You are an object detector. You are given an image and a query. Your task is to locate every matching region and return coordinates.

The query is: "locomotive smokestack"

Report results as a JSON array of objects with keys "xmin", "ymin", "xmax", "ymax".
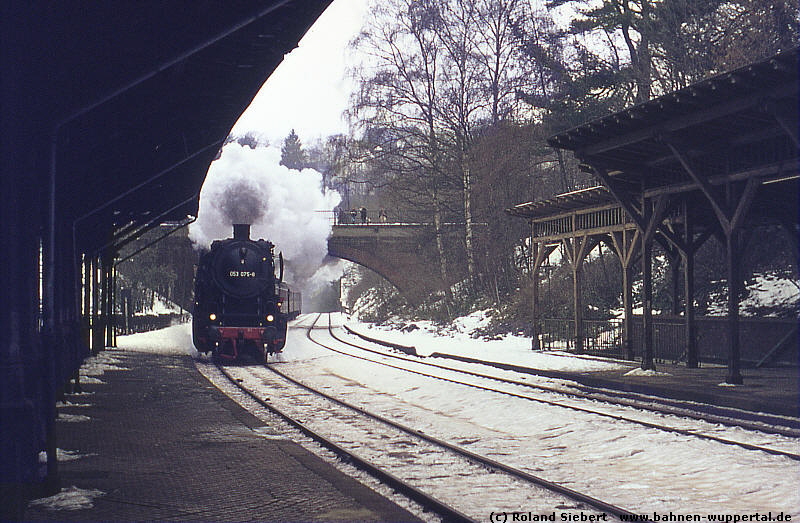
[{"xmin": 233, "ymin": 223, "xmax": 251, "ymax": 240}]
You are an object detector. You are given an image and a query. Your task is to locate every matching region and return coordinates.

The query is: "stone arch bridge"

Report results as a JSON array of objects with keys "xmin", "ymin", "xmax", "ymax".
[{"xmin": 327, "ymin": 215, "xmax": 470, "ymax": 302}]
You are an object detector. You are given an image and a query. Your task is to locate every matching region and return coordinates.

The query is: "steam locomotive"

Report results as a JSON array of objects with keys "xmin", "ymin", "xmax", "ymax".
[{"xmin": 192, "ymin": 224, "xmax": 301, "ymax": 362}]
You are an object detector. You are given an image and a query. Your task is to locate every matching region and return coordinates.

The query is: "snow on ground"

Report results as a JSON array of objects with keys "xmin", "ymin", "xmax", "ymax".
[
  {"xmin": 708, "ymin": 272, "xmax": 799, "ymax": 316},
  {"xmin": 114, "ymin": 317, "xmax": 325, "ymax": 358},
  {"xmin": 27, "ymin": 486, "xmax": 105, "ymax": 511},
  {"xmin": 55, "ymin": 448, "xmax": 97, "ymax": 462},
  {"xmin": 279, "ymin": 317, "xmax": 800, "ymax": 516},
  {"xmin": 103, "ymin": 315, "xmax": 799, "ymax": 516},
  {"xmin": 116, "ymin": 323, "xmax": 196, "ymax": 356},
  {"xmin": 138, "ymin": 293, "xmax": 185, "ymax": 316},
  {"xmin": 624, "ymin": 368, "xmax": 671, "ymax": 376},
  {"xmin": 111, "ymin": 309, "xmax": 631, "ymax": 376},
  {"xmin": 56, "ymin": 414, "xmax": 91, "ymax": 423},
  {"xmin": 113, "ymin": 313, "xmax": 629, "ymax": 373},
  {"xmin": 338, "ymin": 312, "xmax": 630, "ymax": 373},
  {"xmin": 739, "ymin": 273, "xmax": 800, "ymax": 314}
]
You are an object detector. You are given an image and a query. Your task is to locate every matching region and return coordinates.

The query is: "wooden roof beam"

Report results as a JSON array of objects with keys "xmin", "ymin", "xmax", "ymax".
[
  {"xmin": 770, "ymin": 107, "xmax": 800, "ymax": 148},
  {"xmin": 571, "ymin": 83, "xmax": 796, "ymax": 157},
  {"xmin": 666, "ymin": 141, "xmax": 762, "ymax": 236},
  {"xmin": 666, "ymin": 140, "xmax": 730, "ymax": 230}
]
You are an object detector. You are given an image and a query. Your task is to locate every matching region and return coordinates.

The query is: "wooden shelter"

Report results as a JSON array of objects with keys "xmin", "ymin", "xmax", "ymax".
[{"xmin": 509, "ymin": 48, "xmax": 798, "ymax": 384}]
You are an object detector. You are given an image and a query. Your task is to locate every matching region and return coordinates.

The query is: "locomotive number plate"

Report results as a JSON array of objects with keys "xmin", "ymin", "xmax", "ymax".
[{"xmin": 229, "ymin": 270, "xmax": 257, "ymax": 278}]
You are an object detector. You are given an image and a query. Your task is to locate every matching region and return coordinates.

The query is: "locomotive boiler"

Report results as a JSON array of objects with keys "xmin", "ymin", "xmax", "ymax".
[{"xmin": 192, "ymin": 224, "xmax": 301, "ymax": 361}]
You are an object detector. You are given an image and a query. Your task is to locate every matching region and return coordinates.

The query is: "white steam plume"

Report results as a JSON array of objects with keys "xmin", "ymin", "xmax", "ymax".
[{"xmin": 189, "ymin": 143, "xmax": 343, "ymax": 296}]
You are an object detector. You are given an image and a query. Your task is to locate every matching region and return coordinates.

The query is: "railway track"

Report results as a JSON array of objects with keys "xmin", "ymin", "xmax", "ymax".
[
  {"xmin": 339, "ymin": 321, "xmax": 800, "ymax": 435},
  {"xmin": 212, "ymin": 335, "xmax": 638, "ymax": 521},
  {"xmin": 314, "ymin": 314, "xmax": 800, "ymax": 461}
]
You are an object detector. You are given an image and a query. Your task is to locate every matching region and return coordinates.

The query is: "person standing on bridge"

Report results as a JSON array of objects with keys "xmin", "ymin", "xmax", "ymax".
[
  {"xmin": 360, "ymin": 206, "xmax": 368, "ymax": 223},
  {"xmin": 379, "ymin": 209, "xmax": 387, "ymax": 223}
]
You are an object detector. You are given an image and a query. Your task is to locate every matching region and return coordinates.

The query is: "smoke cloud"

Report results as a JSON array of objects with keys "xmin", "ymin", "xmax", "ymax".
[
  {"xmin": 218, "ymin": 181, "xmax": 264, "ymax": 225},
  {"xmin": 189, "ymin": 143, "xmax": 344, "ymax": 297}
]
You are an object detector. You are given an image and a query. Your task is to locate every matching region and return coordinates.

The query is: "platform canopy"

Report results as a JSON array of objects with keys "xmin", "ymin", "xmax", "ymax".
[
  {"xmin": 2, "ymin": 3, "xmax": 334, "ymax": 513},
  {"xmin": 546, "ymin": 48, "xmax": 798, "ymax": 235},
  {"xmin": 507, "ymin": 186, "xmax": 614, "ymax": 220},
  {"xmin": 7, "ymin": 0, "xmax": 333, "ymax": 254}
]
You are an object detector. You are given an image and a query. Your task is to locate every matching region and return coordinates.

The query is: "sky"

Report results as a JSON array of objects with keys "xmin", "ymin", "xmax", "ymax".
[
  {"xmin": 229, "ymin": 0, "xmax": 577, "ymax": 146},
  {"xmin": 231, "ymin": 0, "xmax": 370, "ymax": 145}
]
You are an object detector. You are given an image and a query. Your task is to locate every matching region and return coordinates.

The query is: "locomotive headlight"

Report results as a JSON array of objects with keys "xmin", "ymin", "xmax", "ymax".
[
  {"xmin": 265, "ymin": 314, "xmax": 275, "ymax": 323},
  {"xmin": 209, "ymin": 313, "xmax": 217, "ymax": 321}
]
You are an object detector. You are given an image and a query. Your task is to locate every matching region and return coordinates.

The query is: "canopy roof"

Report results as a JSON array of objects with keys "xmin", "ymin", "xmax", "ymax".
[
  {"xmin": 547, "ymin": 49, "xmax": 797, "ymax": 190},
  {"xmin": 510, "ymin": 49, "xmax": 799, "ymax": 228},
  {"xmin": 10, "ymin": 1, "xmax": 332, "ymax": 252},
  {"xmin": 507, "ymin": 186, "xmax": 614, "ymax": 219}
]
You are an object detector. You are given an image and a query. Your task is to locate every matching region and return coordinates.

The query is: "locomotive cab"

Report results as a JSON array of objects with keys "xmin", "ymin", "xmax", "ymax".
[{"xmin": 192, "ymin": 224, "xmax": 301, "ymax": 362}]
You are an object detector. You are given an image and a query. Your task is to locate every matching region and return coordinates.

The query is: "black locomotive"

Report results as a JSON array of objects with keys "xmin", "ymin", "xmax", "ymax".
[{"xmin": 192, "ymin": 224, "xmax": 301, "ymax": 362}]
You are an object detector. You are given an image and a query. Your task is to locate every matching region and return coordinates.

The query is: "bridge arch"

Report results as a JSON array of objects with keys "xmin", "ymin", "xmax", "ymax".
[{"xmin": 327, "ymin": 222, "xmax": 466, "ymax": 302}]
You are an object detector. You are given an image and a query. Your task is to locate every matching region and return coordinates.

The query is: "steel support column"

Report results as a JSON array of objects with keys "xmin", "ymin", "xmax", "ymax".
[{"xmin": 91, "ymin": 255, "xmax": 102, "ymax": 354}]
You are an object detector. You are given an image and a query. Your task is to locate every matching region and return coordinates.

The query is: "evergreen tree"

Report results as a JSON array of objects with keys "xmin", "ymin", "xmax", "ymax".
[{"xmin": 280, "ymin": 129, "xmax": 307, "ymax": 170}]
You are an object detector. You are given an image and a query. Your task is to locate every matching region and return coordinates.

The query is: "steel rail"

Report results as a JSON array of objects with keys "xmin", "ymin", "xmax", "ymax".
[
  {"xmin": 341, "ymin": 323, "xmax": 800, "ymax": 436},
  {"xmin": 322, "ymin": 317, "xmax": 800, "ymax": 461},
  {"xmin": 298, "ymin": 315, "xmax": 638, "ymax": 519},
  {"xmin": 214, "ymin": 357, "xmax": 475, "ymax": 523}
]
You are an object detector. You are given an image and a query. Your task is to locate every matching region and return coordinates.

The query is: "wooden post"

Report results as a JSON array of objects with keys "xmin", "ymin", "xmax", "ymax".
[
  {"xmin": 563, "ymin": 236, "xmax": 595, "ymax": 354},
  {"xmin": 641, "ymin": 236, "xmax": 655, "ymax": 370},
  {"xmin": 683, "ymin": 205, "xmax": 698, "ymax": 368},
  {"xmin": 574, "ymin": 262, "xmax": 584, "ymax": 353},
  {"xmin": 610, "ymin": 228, "xmax": 640, "ymax": 361},
  {"xmin": 641, "ymin": 196, "xmax": 655, "ymax": 370},
  {"xmin": 666, "ymin": 142, "xmax": 760, "ymax": 383},
  {"xmin": 531, "ymin": 241, "xmax": 557, "ymax": 350},
  {"xmin": 532, "ymin": 242, "xmax": 541, "ymax": 350},
  {"xmin": 683, "ymin": 249, "xmax": 698, "ymax": 367},
  {"xmin": 622, "ymin": 263, "xmax": 634, "ymax": 360},
  {"xmin": 670, "ymin": 256, "xmax": 681, "ymax": 316},
  {"xmin": 725, "ymin": 229, "xmax": 743, "ymax": 384}
]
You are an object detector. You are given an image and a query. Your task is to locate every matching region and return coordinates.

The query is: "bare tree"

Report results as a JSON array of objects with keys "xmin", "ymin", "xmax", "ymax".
[
  {"xmin": 351, "ymin": 0, "xmax": 551, "ymax": 308},
  {"xmin": 351, "ymin": 0, "xmax": 456, "ymax": 308},
  {"xmin": 436, "ymin": 0, "xmax": 482, "ymax": 286},
  {"xmin": 472, "ymin": 0, "xmax": 533, "ymax": 124}
]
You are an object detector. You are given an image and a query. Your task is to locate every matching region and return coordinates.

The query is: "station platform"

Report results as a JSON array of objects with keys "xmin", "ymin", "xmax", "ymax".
[
  {"xmin": 560, "ymin": 358, "xmax": 800, "ymax": 419},
  {"xmin": 23, "ymin": 349, "xmax": 421, "ymax": 522}
]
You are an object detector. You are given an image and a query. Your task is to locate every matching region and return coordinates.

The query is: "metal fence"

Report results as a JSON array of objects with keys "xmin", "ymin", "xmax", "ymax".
[
  {"xmin": 539, "ymin": 316, "xmax": 798, "ymax": 366},
  {"xmin": 541, "ymin": 318, "xmax": 624, "ymax": 356}
]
